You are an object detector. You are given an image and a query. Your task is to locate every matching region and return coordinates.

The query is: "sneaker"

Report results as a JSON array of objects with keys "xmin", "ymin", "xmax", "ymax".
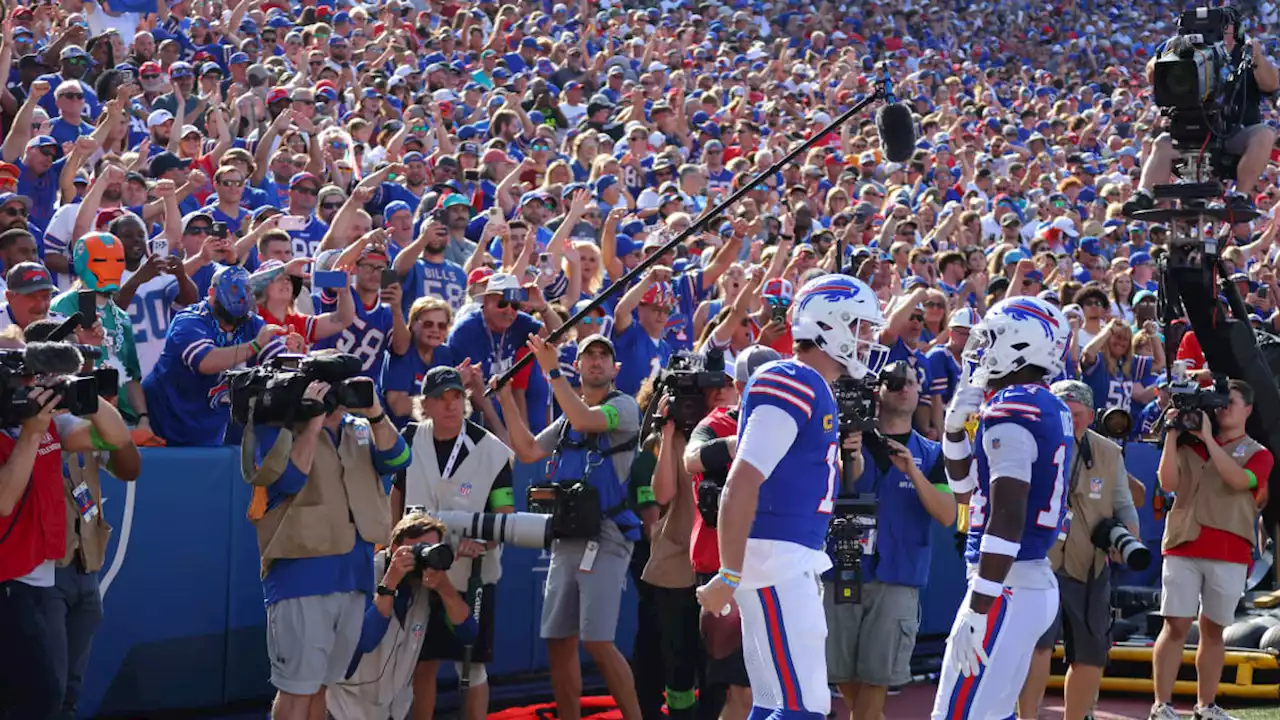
[
  {"xmin": 1123, "ymin": 189, "xmax": 1156, "ymax": 217},
  {"xmin": 1193, "ymin": 704, "xmax": 1238, "ymax": 720},
  {"xmin": 1149, "ymin": 702, "xmax": 1180, "ymax": 720}
]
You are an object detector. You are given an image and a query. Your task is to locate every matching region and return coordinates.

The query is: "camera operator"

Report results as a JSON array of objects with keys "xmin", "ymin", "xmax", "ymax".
[
  {"xmin": 824, "ymin": 361, "xmax": 956, "ymax": 720},
  {"xmin": 390, "ymin": 365, "xmax": 514, "ymax": 720},
  {"xmin": 1127, "ymin": 12, "xmax": 1279, "ymax": 214},
  {"xmin": 640, "ymin": 358, "xmax": 741, "ymax": 720},
  {"xmin": 0, "ymin": 333, "xmax": 132, "ymax": 719},
  {"xmin": 499, "ymin": 333, "xmax": 644, "ymax": 720},
  {"xmin": 328, "ymin": 513, "xmax": 478, "ymax": 720},
  {"xmin": 246, "ymin": 378, "xmax": 410, "ymax": 720},
  {"xmin": 1018, "ymin": 382, "xmax": 1140, "ymax": 720},
  {"xmin": 682, "ymin": 345, "xmax": 781, "ymax": 720},
  {"xmin": 1150, "ymin": 379, "xmax": 1270, "ymax": 720}
]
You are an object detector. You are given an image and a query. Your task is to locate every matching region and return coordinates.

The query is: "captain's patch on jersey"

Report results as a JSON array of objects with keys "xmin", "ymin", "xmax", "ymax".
[{"xmin": 823, "ymin": 414, "xmax": 834, "ymax": 431}]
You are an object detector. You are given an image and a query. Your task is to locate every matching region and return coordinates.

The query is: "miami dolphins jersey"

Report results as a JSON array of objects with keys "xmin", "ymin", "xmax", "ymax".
[
  {"xmin": 965, "ymin": 384, "xmax": 1074, "ymax": 565},
  {"xmin": 740, "ymin": 359, "xmax": 840, "ymax": 551}
]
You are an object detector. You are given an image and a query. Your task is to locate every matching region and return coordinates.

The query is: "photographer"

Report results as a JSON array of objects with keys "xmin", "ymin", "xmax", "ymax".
[
  {"xmin": 0, "ymin": 334, "xmax": 132, "ymax": 719},
  {"xmin": 391, "ymin": 365, "xmax": 514, "ymax": 720},
  {"xmin": 328, "ymin": 513, "xmax": 478, "ymax": 720},
  {"xmin": 1127, "ymin": 13, "xmax": 1279, "ymax": 214},
  {"xmin": 1150, "ymin": 379, "xmax": 1270, "ymax": 720},
  {"xmin": 246, "ymin": 376, "xmax": 410, "ymax": 720},
  {"xmin": 682, "ymin": 345, "xmax": 781, "ymax": 720},
  {"xmin": 824, "ymin": 361, "xmax": 955, "ymax": 720},
  {"xmin": 1018, "ymin": 382, "xmax": 1140, "ymax": 720},
  {"xmin": 499, "ymin": 333, "xmax": 644, "ymax": 720}
]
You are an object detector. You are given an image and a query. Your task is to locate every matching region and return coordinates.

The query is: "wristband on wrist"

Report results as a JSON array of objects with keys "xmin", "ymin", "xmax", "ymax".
[
  {"xmin": 716, "ymin": 571, "xmax": 741, "ymax": 589},
  {"xmin": 970, "ymin": 576, "xmax": 1004, "ymax": 600},
  {"xmin": 367, "ymin": 412, "xmax": 387, "ymax": 425},
  {"xmin": 979, "ymin": 534, "xmax": 1021, "ymax": 558},
  {"xmin": 548, "ymin": 368, "xmax": 563, "ymax": 380},
  {"xmin": 248, "ymin": 340, "xmax": 261, "ymax": 355},
  {"xmin": 942, "ymin": 434, "xmax": 972, "ymax": 461},
  {"xmin": 947, "ymin": 473, "xmax": 978, "ymax": 494}
]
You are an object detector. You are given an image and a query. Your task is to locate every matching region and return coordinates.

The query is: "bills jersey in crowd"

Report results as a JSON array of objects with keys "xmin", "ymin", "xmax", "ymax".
[
  {"xmin": 312, "ymin": 290, "xmax": 395, "ymax": 385},
  {"xmin": 741, "ymin": 359, "xmax": 840, "ymax": 552},
  {"xmin": 965, "ymin": 384, "xmax": 1074, "ymax": 565}
]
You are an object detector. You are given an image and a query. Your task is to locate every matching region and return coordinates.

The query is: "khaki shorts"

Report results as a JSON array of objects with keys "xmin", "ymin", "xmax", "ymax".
[
  {"xmin": 822, "ymin": 581, "xmax": 918, "ymax": 687},
  {"xmin": 1160, "ymin": 555, "xmax": 1247, "ymax": 628},
  {"xmin": 266, "ymin": 591, "xmax": 365, "ymax": 696}
]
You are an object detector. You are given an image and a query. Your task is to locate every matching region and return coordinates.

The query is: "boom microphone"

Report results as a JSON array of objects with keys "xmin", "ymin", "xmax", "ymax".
[
  {"xmin": 876, "ymin": 102, "xmax": 918, "ymax": 163},
  {"xmin": 23, "ymin": 342, "xmax": 87, "ymax": 376}
]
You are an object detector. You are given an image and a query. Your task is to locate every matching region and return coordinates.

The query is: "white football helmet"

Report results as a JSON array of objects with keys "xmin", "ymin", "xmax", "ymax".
[
  {"xmin": 792, "ymin": 274, "xmax": 889, "ymax": 380},
  {"xmin": 964, "ymin": 296, "xmax": 1070, "ymax": 388}
]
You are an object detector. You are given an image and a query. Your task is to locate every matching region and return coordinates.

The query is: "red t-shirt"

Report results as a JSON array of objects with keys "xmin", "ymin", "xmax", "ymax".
[
  {"xmin": 689, "ymin": 407, "xmax": 738, "ymax": 574},
  {"xmin": 1165, "ymin": 437, "xmax": 1271, "ymax": 564},
  {"xmin": 259, "ymin": 306, "xmax": 318, "ymax": 347}
]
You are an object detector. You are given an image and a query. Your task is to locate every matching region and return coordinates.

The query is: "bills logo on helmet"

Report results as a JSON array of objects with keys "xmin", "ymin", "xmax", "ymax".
[{"xmin": 999, "ymin": 300, "xmax": 1061, "ymax": 337}]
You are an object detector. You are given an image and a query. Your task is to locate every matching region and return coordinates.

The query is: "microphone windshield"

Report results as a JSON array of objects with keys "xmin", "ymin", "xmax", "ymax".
[
  {"xmin": 23, "ymin": 342, "xmax": 86, "ymax": 376},
  {"xmin": 876, "ymin": 102, "xmax": 918, "ymax": 164}
]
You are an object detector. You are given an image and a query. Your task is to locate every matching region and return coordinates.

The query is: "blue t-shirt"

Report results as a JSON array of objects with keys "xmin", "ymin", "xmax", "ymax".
[
  {"xmin": 613, "ymin": 321, "xmax": 671, "ymax": 396},
  {"xmin": 14, "ymin": 156, "xmax": 66, "ymax": 232},
  {"xmin": 383, "ymin": 344, "xmax": 455, "ymax": 427},
  {"xmin": 141, "ymin": 302, "xmax": 267, "ymax": 446},
  {"xmin": 742, "ymin": 359, "xmax": 840, "ymax": 551},
  {"xmin": 208, "ymin": 205, "xmax": 253, "ymax": 238},
  {"xmin": 965, "ymin": 384, "xmax": 1075, "ymax": 564},
  {"xmin": 401, "ymin": 257, "xmax": 468, "ymax": 316},
  {"xmin": 49, "ymin": 116, "xmax": 93, "ymax": 147}
]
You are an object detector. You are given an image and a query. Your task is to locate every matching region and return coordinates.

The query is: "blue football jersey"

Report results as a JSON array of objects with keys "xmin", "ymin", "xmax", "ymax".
[
  {"xmin": 965, "ymin": 384, "xmax": 1075, "ymax": 564},
  {"xmin": 740, "ymin": 360, "xmax": 840, "ymax": 552},
  {"xmin": 312, "ymin": 293, "xmax": 395, "ymax": 385},
  {"xmin": 1082, "ymin": 354, "xmax": 1154, "ymax": 415}
]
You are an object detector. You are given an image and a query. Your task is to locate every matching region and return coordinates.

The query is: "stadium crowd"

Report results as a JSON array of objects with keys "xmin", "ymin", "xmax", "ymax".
[{"xmin": 1, "ymin": 0, "xmax": 1279, "ymax": 719}]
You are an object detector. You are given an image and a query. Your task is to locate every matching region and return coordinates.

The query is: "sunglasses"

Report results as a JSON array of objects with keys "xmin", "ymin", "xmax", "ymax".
[
  {"xmin": 320, "ymin": 202, "xmax": 342, "ymax": 210},
  {"xmin": 37, "ymin": 147, "xmax": 58, "ymax": 159},
  {"xmin": 219, "ymin": 179, "xmax": 244, "ymax": 188},
  {"xmin": 59, "ymin": 92, "xmax": 85, "ymax": 100},
  {"xmin": 292, "ymin": 186, "xmax": 319, "ymax": 195},
  {"xmin": 908, "ymin": 314, "xmax": 925, "ymax": 322},
  {"xmin": 141, "ymin": 72, "xmax": 160, "ymax": 80},
  {"xmin": 923, "ymin": 300, "xmax": 946, "ymax": 308},
  {"xmin": 497, "ymin": 299, "xmax": 522, "ymax": 310},
  {"xmin": 579, "ymin": 316, "xmax": 607, "ymax": 326},
  {"xmin": 418, "ymin": 320, "xmax": 449, "ymax": 330},
  {"xmin": 185, "ymin": 225, "xmax": 211, "ymax": 235},
  {"xmin": 2, "ymin": 206, "xmax": 29, "ymax": 218}
]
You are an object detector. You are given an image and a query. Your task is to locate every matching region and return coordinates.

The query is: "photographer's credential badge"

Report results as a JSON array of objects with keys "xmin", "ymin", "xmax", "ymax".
[{"xmin": 73, "ymin": 482, "xmax": 97, "ymax": 522}]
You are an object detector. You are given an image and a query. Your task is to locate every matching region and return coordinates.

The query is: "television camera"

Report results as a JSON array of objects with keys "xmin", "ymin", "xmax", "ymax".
[
  {"xmin": 0, "ymin": 342, "xmax": 105, "ymax": 427},
  {"xmin": 1166, "ymin": 359, "xmax": 1232, "ymax": 438},
  {"xmin": 654, "ymin": 349, "xmax": 728, "ymax": 435},
  {"xmin": 829, "ymin": 495, "xmax": 878, "ymax": 605},
  {"xmin": 228, "ymin": 353, "xmax": 376, "ymax": 426}
]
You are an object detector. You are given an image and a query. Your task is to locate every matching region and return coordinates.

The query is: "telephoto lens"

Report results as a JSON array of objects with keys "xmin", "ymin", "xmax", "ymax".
[{"xmin": 1092, "ymin": 518, "xmax": 1151, "ymax": 571}]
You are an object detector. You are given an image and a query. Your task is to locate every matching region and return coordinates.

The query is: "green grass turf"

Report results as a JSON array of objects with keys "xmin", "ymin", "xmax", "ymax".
[{"xmin": 1227, "ymin": 706, "xmax": 1280, "ymax": 719}]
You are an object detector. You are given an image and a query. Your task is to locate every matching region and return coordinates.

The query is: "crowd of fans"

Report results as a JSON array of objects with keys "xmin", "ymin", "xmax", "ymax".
[{"xmin": 3, "ymin": 0, "xmax": 1280, "ymax": 718}]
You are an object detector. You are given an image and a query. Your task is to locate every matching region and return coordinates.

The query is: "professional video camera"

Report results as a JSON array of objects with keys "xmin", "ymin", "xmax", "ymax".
[
  {"xmin": 1153, "ymin": 5, "xmax": 1245, "ymax": 151},
  {"xmin": 227, "ymin": 353, "xmax": 376, "ymax": 426},
  {"xmin": 829, "ymin": 495, "xmax": 878, "ymax": 605},
  {"xmin": 1167, "ymin": 359, "xmax": 1231, "ymax": 437},
  {"xmin": 656, "ymin": 349, "xmax": 727, "ymax": 434},
  {"xmin": 0, "ymin": 341, "xmax": 105, "ymax": 427},
  {"xmin": 527, "ymin": 481, "xmax": 607, "ymax": 540},
  {"xmin": 833, "ymin": 374, "xmax": 878, "ymax": 435},
  {"xmin": 1091, "ymin": 517, "xmax": 1152, "ymax": 571}
]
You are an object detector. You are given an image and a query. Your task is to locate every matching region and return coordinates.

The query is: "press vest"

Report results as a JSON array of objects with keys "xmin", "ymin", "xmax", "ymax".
[
  {"xmin": 642, "ymin": 433, "xmax": 697, "ymax": 589},
  {"xmin": 246, "ymin": 417, "xmax": 391, "ymax": 578},
  {"xmin": 0, "ymin": 422, "xmax": 66, "ymax": 583},
  {"xmin": 855, "ymin": 431, "xmax": 941, "ymax": 588},
  {"xmin": 328, "ymin": 551, "xmax": 431, "ymax": 720},
  {"xmin": 1164, "ymin": 435, "xmax": 1263, "ymax": 551},
  {"xmin": 403, "ymin": 420, "xmax": 512, "ymax": 590},
  {"xmin": 58, "ymin": 451, "xmax": 114, "ymax": 573},
  {"xmin": 1049, "ymin": 430, "xmax": 1120, "ymax": 583}
]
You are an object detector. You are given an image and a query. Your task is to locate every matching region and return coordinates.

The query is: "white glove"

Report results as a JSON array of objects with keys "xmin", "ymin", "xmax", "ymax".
[
  {"xmin": 944, "ymin": 384, "xmax": 985, "ymax": 433},
  {"xmin": 947, "ymin": 606, "xmax": 990, "ymax": 678}
]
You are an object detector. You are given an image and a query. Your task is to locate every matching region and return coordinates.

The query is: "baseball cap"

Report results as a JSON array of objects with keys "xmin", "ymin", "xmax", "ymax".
[
  {"xmin": 1051, "ymin": 216, "xmax": 1079, "ymax": 237},
  {"xmin": 149, "ymin": 151, "xmax": 191, "ymax": 178},
  {"xmin": 383, "ymin": 200, "xmax": 413, "ymax": 221},
  {"xmin": 763, "ymin": 278, "xmax": 793, "ymax": 301},
  {"xmin": 578, "ymin": 333, "xmax": 615, "ymax": 358},
  {"xmin": 949, "ymin": 307, "xmax": 981, "ymax": 328},
  {"xmin": 1078, "ymin": 236, "xmax": 1102, "ymax": 256},
  {"xmin": 734, "ymin": 345, "xmax": 781, "ymax": 384},
  {"xmin": 421, "ymin": 366, "xmax": 465, "ymax": 397},
  {"xmin": 147, "ymin": 109, "xmax": 174, "ymax": 128},
  {"xmin": 1129, "ymin": 251, "xmax": 1153, "ymax": 267},
  {"xmin": 60, "ymin": 46, "xmax": 90, "ymax": 61},
  {"xmin": 0, "ymin": 193, "xmax": 32, "ymax": 211},
  {"xmin": 5, "ymin": 262, "xmax": 55, "ymax": 294},
  {"xmin": 1050, "ymin": 380, "xmax": 1094, "ymax": 409},
  {"xmin": 289, "ymin": 171, "xmax": 321, "ymax": 189}
]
